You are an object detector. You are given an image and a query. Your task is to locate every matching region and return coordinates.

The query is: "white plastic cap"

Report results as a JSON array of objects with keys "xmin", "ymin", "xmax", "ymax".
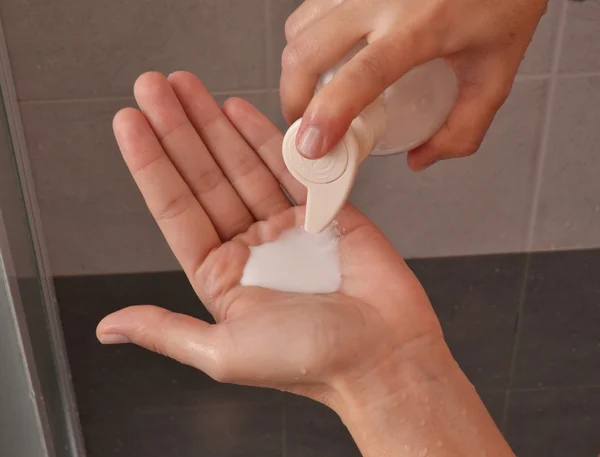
[{"xmin": 283, "ymin": 119, "xmax": 362, "ymax": 234}]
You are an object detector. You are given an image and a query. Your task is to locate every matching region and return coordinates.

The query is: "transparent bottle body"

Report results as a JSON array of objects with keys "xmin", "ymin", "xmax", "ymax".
[{"xmin": 316, "ymin": 41, "xmax": 459, "ymax": 156}]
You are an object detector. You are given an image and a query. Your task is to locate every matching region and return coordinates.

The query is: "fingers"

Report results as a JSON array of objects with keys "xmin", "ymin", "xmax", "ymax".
[
  {"xmin": 96, "ymin": 305, "xmax": 228, "ymax": 381},
  {"xmin": 168, "ymin": 72, "xmax": 291, "ymax": 221},
  {"xmin": 222, "ymin": 97, "xmax": 308, "ymax": 205},
  {"xmin": 297, "ymin": 35, "xmax": 438, "ymax": 158},
  {"xmin": 406, "ymin": 64, "xmax": 512, "ymax": 171},
  {"xmin": 113, "ymin": 107, "xmax": 220, "ymax": 279},
  {"xmin": 133, "ymin": 72, "xmax": 254, "ymax": 240},
  {"xmin": 280, "ymin": 0, "xmax": 371, "ymax": 128},
  {"xmin": 284, "ymin": 0, "xmax": 341, "ymax": 42}
]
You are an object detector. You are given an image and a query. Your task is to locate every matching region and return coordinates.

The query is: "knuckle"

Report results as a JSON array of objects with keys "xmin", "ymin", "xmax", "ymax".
[
  {"xmin": 210, "ymin": 360, "xmax": 232, "ymax": 384},
  {"xmin": 137, "ymin": 309, "xmax": 174, "ymax": 357},
  {"xmin": 284, "ymin": 14, "xmax": 301, "ymax": 42},
  {"xmin": 195, "ymin": 166, "xmax": 224, "ymax": 195},
  {"xmin": 206, "ymin": 335, "xmax": 233, "ymax": 383},
  {"xmin": 281, "ymin": 43, "xmax": 304, "ymax": 72},
  {"xmin": 491, "ymin": 81, "xmax": 512, "ymax": 109},
  {"xmin": 154, "ymin": 192, "xmax": 195, "ymax": 222},
  {"xmin": 354, "ymin": 52, "xmax": 388, "ymax": 89},
  {"xmin": 455, "ymin": 138, "xmax": 482, "ymax": 158},
  {"xmin": 229, "ymin": 153, "xmax": 260, "ymax": 181}
]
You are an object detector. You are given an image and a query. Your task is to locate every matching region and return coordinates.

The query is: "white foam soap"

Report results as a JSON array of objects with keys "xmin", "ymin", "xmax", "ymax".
[{"xmin": 240, "ymin": 226, "xmax": 342, "ymax": 294}]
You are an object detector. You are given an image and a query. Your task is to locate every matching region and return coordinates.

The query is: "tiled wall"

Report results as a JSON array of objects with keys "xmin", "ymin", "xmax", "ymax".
[{"xmin": 0, "ymin": 0, "xmax": 599, "ymax": 275}]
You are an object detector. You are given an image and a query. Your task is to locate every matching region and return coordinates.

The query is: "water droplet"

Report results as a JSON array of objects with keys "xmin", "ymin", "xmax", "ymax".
[
  {"xmin": 436, "ymin": 440, "xmax": 444, "ymax": 448},
  {"xmin": 460, "ymin": 407, "xmax": 467, "ymax": 416},
  {"xmin": 404, "ymin": 444, "xmax": 413, "ymax": 453},
  {"xmin": 418, "ymin": 418, "xmax": 426, "ymax": 427},
  {"xmin": 418, "ymin": 448, "xmax": 429, "ymax": 457}
]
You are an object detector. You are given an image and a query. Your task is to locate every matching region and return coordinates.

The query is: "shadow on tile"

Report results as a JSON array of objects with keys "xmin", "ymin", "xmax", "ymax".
[
  {"xmin": 55, "ymin": 273, "xmax": 280, "ymax": 415},
  {"xmin": 81, "ymin": 401, "xmax": 283, "ymax": 457},
  {"xmin": 408, "ymin": 254, "xmax": 526, "ymax": 391},
  {"xmin": 512, "ymin": 250, "xmax": 600, "ymax": 389},
  {"xmin": 478, "ymin": 390, "xmax": 507, "ymax": 432},
  {"xmin": 506, "ymin": 386, "xmax": 600, "ymax": 457},
  {"xmin": 284, "ymin": 394, "xmax": 360, "ymax": 457}
]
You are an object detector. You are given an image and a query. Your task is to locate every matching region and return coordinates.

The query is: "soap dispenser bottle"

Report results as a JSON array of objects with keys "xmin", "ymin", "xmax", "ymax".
[{"xmin": 282, "ymin": 40, "xmax": 458, "ymax": 234}]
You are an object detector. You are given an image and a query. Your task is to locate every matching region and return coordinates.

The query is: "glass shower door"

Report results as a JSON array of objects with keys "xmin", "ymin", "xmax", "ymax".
[{"xmin": 0, "ymin": 40, "xmax": 84, "ymax": 457}]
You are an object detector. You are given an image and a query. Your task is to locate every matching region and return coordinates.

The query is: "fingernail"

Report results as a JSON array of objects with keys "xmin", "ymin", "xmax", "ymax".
[
  {"xmin": 297, "ymin": 126, "xmax": 324, "ymax": 158},
  {"xmin": 99, "ymin": 334, "xmax": 130, "ymax": 345}
]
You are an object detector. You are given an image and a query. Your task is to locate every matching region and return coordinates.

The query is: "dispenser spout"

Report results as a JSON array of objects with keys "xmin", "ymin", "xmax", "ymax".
[{"xmin": 282, "ymin": 119, "xmax": 361, "ymax": 234}]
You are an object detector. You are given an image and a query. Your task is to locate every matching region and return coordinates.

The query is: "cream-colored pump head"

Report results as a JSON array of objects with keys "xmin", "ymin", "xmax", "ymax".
[{"xmin": 282, "ymin": 102, "xmax": 386, "ymax": 234}]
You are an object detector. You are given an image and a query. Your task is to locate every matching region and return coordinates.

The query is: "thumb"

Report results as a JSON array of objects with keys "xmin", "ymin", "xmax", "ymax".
[{"xmin": 96, "ymin": 305, "xmax": 227, "ymax": 381}]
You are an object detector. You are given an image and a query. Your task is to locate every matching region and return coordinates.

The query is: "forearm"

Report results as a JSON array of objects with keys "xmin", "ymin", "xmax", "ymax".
[{"xmin": 331, "ymin": 341, "xmax": 515, "ymax": 457}]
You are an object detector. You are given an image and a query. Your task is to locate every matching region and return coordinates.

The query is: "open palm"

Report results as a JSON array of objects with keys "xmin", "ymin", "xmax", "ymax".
[{"xmin": 97, "ymin": 72, "xmax": 443, "ymax": 400}]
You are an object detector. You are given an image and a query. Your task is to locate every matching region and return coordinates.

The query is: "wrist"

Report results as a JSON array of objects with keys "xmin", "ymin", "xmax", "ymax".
[
  {"xmin": 330, "ymin": 333, "xmax": 459, "ymax": 422},
  {"xmin": 328, "ymin": 337, "xmax": 514, "ymax": 457}
]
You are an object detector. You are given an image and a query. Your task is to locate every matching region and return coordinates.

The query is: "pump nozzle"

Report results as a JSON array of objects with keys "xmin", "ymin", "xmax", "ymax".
[{"xmin": 282, "ymin": 120, "xmax": 362, "ymax": 234}]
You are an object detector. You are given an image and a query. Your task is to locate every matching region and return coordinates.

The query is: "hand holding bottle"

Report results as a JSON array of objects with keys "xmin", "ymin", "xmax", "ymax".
[{"xmin": 280, "ymin": 0, "xmax": 548, "ymax": 170}]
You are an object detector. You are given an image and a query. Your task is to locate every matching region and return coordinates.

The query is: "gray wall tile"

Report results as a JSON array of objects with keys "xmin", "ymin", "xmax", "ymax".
[
  {"xmin": 506, "ymin": 387, "xmax": 600, "ymax": 457},
  {"xmin": 20, "ymin": 92, "xmax": 277, "ymax": 276},
  {"xmin": 268, "ymin": 0, "xmax": 302, "ymax": 88},
  {"xmin": 3, "ymin": 0, "xmax": 599, "ymax": 273},
  {"xmin": 20, "ymin": 99, "xmax": 179, "ymax": 276},
  {"xmin": 531, "ymin": 76, "xmax": 600, "ymax": 251},
  {"xmin": 350, "ymin": 79, "xmax": 548, "ymax": 259},
  {"xmin": 1, "ymin": 0, "xmax": 268, "ymax": 100},
  {"xmin": 285, "ymin": 394, "xmax": 360, "ymax": 457},
  {"xmin": 266, "ymin": 90, "xmax": 287, "ymax": 131},
  {"xmin": 512, "ymin": 250, "xmax": 600, "ymax": 389},
  {"xmin": 409, "ymin": 255, "xmax": 526, "ymax": 391},
  {"xmin": 560, "ymin": 0, "xmax": 600, "ymax": 73},
  {"xmin": 82, "ymin": 402, "xmax": 283, "ymax": 457},
  {"xmin": 519, "ymin": 0, "xmax": 564, "ymax": 75}
]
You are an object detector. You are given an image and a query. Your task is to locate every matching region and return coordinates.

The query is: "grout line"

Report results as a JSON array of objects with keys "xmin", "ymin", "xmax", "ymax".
[
  {"xmin": 281, "ymin": 397, "xmax": 288, "ymax": 457},
  {"xmin": 509, "ymin": 383, "xmax": 600, "ymax": 393},
  {"xmin": 18, "ymin": 88, "xmax": 276, "ymax": 105},
  {"xmin": 501, "ymin": 390, "xmax": 510, "ymax": 435},
  {"xmin": 264, "ymin": 0, "xmax": 275, "ymax": 90},
  {"xmin": 513, "ymin": 73, "xmax": 600, "ymax": 83},
  {"xmin": 20, "ymin": 95, "xmax": 135, "ymax": 105},
  {"xmin": 524, "ymin": 0, "xmax": 569, "ymax": 251},
  {"xmin": 514, "ymin": 73, "xmax": 552, "ymax": 81},
  {"xmin": 502, "ymin": 3, "xmax": 570, "ymax": 432},
  {"xmin": 557, "ymin": 70, "xmax": 600, "ymax": 79},
  {"xmin": 501, "ymin": 253, "xmax": 533, "ymax": 432}
]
